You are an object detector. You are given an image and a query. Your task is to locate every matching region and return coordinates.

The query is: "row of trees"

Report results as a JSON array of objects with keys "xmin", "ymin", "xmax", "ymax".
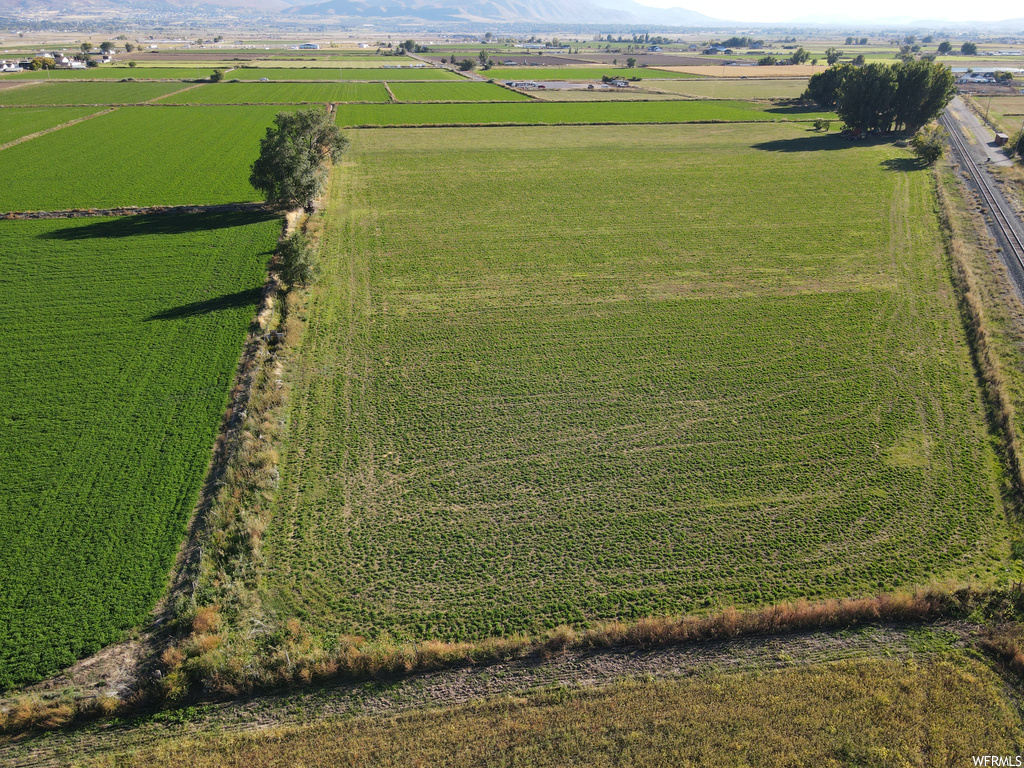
[{"xmin": 803, "ymin": 60, "xmax": 955, "ymax": 133}]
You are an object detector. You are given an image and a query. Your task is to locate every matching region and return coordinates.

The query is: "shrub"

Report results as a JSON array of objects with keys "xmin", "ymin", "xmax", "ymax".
[{"xmin": 278, "ymin": 231, "xmax": 319, "ymax": 286}]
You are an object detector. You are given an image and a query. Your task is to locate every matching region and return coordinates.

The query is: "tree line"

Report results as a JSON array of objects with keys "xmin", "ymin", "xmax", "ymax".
[{"xmin": 803, "ymin": 60, "xmax": 955, "ymax": 133}]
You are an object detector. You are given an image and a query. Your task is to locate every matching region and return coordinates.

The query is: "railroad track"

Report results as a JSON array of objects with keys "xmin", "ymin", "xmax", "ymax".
[{"xmin": 940, "ymin": 109, "xmax": 1024, "ymax": 286}]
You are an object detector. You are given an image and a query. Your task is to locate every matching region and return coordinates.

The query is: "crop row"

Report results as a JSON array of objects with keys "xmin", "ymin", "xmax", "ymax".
[
  {"xmin": 0, "ymin": 212, "xmax": 280, "ymax": 687},
  {"xmin": 485, "ymin": 67, "xmax": 700, "ymax": 80},
  {"xmin": 260, "ymin": 122, "xmax": 1007, "ymax": 644}
]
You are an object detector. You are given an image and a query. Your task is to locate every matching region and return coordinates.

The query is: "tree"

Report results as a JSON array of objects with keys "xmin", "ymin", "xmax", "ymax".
[
  {"xmin": 853, "ymin": 54, "xmax": 866, "ymax": 66},
  {"xmin": 892, "ymin": 59, "xmax": 955, "ymax": 132},
  {"xmin": 626, "ymin": 57, "xmax": 637, "ymax": 68},
  {"xmin": 909, "ymin": 124, "xmax": 947, "ymax": 164},
  {"xmin": 922, "ymin": 35, "xmax": 934, "ymax": 43},
  {"xmin": 209, "ymin": 69, "xmax": 225, "ymax": 82},
  {"xmin": 789, "ymin": 47, "xmax": 809, "ymax": 64},
  {"xmin": 835, "ymin": 62, "xmax": 897, "ymax": 132},
  {"xmin": 403, "ymin": 39, "xmax": 416, "ymax": 52},
  {"xmin": 458, "ymin": 59, "xmax": 475, "ymax": 71},
  {"xmin": 80, "ymin": 42, "xmax": 92, "ymax": 53},
  {"xmin": 859, "ymin": 38, "xmax": 868, "ymax": 46},
  {"xmin": 822, "ymin": 60, "xmax": 955, "ymax": 133},
  {"xmin": 937, "ymin": 41, "xmax": 952, "ymax": 54},
  {"xmin": 478, "ymin": 49, "xmax": 488, "ymax": 66},
  {"xmin": 813, "ymin": 119, "xmax": 832, "ymax": 131},
  {"xmin": 277, "ymin": 231, "xmax": 319, "ymax": 285},
  {"xmin": 125, "ymin": 42, "xmax": 135, "ymax": 52},
  {"xmin": 961, "ymin": 42, "xmax": 978, "ymax": 55},
  {"xmin": 128, "ymin": 61, "xmax": 137, "ymax": 68},
  {"xmin": 250, "ymin": 109, "xmax": 348, "ymax": 210},
  {"xmin": 758, "ymin": 55, "xmax": 778, "ymax": 66},
  {"xmin": 825, "ymin": 47, "xmax": 843, "ymax": 65},
  {"xmin": 100, "ymin": 41, "xmax": 114, "ymax": 54},
  {"xmin": 803, "ymin": 63, "xmax": 854, "ymax": 108},
  {"xmin": 30, "ymin": 56, "xmax": 56, "ymax": 70},
  {"xmin": 845, "ymin": 36, "xmax": 854, "ymax": 45}
]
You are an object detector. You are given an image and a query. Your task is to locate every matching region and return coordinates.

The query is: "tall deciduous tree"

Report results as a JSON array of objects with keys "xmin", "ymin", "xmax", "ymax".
[
  {"xmin": 250, "ymin": 109, "xmax": 349, "ymax": 210},
  {"xmin": 804, "ymin": 60, "xmax": 955, "ymax": 133}
]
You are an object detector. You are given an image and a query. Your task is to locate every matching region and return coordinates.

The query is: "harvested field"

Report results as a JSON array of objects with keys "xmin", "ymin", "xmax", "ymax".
[
  {"xmin": 655, "ymin": 64, "xmax": 828, "ymax": 78},
  {"xmin": 261, "ymin": 123, "xmax": 1007, "ymax": 644}
]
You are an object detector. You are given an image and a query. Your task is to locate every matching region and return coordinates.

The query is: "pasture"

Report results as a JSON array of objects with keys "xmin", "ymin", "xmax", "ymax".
[
  {"xmin": 656, "ymin": 65, "xmax": 827, "ymax": 78},
  {"xmin": 0, "ymin": 105, "xmax": 295, "ymax": 210},
  {"xmin": 154, "ymin": 82, "xmax": 390, "ymax": 104},
  {"xmin": 339, "ymin": 99, "xmax": 831, "ymax": 127},
  {"xmin": 261, "ymin": 122, "xmax": 1007, "ymax": 644},
  {"xmin": 0, "ymin": 212, "xmax": 280, "ymax": 687}
]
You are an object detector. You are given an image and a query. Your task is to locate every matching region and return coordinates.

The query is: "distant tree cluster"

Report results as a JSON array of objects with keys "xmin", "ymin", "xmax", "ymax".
[{"xmin": 803, "ymin": 60, "xmax": 956, "ymax": 133}]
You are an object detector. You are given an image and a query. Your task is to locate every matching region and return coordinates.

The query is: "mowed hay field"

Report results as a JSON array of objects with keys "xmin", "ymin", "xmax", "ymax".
[
  {"xmin": 262, "ymin": 122, "xmax": 1008, "ymax": 643},
  {"xmin": 81, "ymin": 656, "xmax": 1022, "ymax": 767},
  {"xmin": 646, "ymin": 78, "xmax": 811, "ymax": 100},
  {"xmin": 0, "ymin": 213, "xmax": 279, "ymax": 687}
]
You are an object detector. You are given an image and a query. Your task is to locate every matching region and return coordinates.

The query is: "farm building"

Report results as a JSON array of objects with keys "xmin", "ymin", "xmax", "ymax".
[
  {"xmin": 995, "ymin": 133, "xmax": 1010, "ymax": 146},
  {"xmin": 299, "ymin": 43, "xmax": 320, "ymax": 50}
]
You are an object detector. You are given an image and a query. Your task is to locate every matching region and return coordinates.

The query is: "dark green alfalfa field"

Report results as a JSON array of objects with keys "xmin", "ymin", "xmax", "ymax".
[{"xmin": 0, "ymin": 212, "xmax": 279, "ymax": 687}]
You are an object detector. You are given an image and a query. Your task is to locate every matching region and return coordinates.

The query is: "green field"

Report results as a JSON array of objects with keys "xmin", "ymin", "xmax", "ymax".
[
  {"xmin": 79, "ymin": 657, "xmax": 1022, "ymax": 767},
  {"xmin": 387, "ymin": 81, "xmax": 532, "ymax": 102},
  {"xmin": 648, "ymin": 78, "xmax": 811, "ymax": 99},
  {"xmin": 154, "ymin": 82, "xmax": 390, "ymax": 104},
  {"xmin": 6, "ymin": 68, "xmax": 216, "ymax": 80},
  {"xmin": 261, "ymin": 123, "xmax": 1007, "ymax": 643},
  {"xmin": 488, "ymin": 67, "xmax": 699, "ymax": 80},
  {"xmin": 231, "ymin": 67, "xmax": 462, "ymax": 81},
  {"xmin": 0, "ymin": 212, "xmax": 280, "ymax": 687},
  {"xmin": 0, "ymin": 82, "xmax": 194, "ymax": 105},
  {"xmin": 0, "ymin": 106, "xmax": 102, "ymax": 144},
  {"xmin": 339, "ymin": 100, "xmax": 832, "ymax": 127},
  {"xmin": 0, "ymin": 105, "xmax": 294, "ymax": 211}
]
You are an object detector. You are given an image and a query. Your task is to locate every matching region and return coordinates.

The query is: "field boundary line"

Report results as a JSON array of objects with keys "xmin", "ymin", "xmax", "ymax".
[
  {"xmin": 383, "ymin": 82, "xmax": 396, "ymax": 101},
  {"xmin": 146, "ymin": 83, "xmax": 204, "ymax": 103},
  {"xmin": 0, "ymin": 106, "xmax": 117, "ymax": 152},
  {"xmin": 1, "ymin": 202, "xmax": 272, "ymax": 219}
]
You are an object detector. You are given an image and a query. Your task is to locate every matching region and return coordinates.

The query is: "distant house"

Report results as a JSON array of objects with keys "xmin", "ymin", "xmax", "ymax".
[
  {"xmin": 610, "ymin": 79, "xmax": 629, "ymax": 87},
  {"xmin": 688, "ymin": 44, "xmax": 699, "ymax": 51},
  {"xmin": 299, "ymin": 43, "xmax": 320, "ymax": 50},
  {"xmin": 0, "ymin": 60, "xmax": 23, "ymax": 72},
  {"xmin": 649, "ymin": 45, "xmax": 662, "ymax": 52}
]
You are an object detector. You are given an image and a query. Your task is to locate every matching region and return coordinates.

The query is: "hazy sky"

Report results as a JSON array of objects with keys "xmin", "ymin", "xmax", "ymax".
[{"xmin": 634, "ymin": 0, "xmax": 1015, "ymax": 23}]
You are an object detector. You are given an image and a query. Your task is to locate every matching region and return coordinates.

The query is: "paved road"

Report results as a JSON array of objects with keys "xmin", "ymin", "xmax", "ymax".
[{"xmin": 945, "ymin": 95, "xmax": 1018, "ymax": 167}]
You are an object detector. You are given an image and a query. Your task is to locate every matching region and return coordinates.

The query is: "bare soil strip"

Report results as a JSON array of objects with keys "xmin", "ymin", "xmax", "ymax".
[
  {"xmin": 0, "ymin": 622, "xmax": 974, "ymax": 768},
  {"xmin": 0, "ymin": 107, "xmax": 117, "ymax": 153}
]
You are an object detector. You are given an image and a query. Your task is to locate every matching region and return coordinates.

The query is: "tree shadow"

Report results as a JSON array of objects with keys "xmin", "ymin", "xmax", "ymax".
[
  {"xmin": 40, "ymin": 209, "xmax": 278, "ymax": 241},
  {"xmin": 147, "ymin": 287, "xmax": 262, "ymax": 321},
  {"xmin": 763, "ymin": 104, "xmax": 834, "ymax": 117},
  {"xmin": 751, "ymin": 135, "xmax": 858, "ymax": 153},
  {"xmin": 881, "ymin": 157, "xmax": 926, "ymax": 172}
]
